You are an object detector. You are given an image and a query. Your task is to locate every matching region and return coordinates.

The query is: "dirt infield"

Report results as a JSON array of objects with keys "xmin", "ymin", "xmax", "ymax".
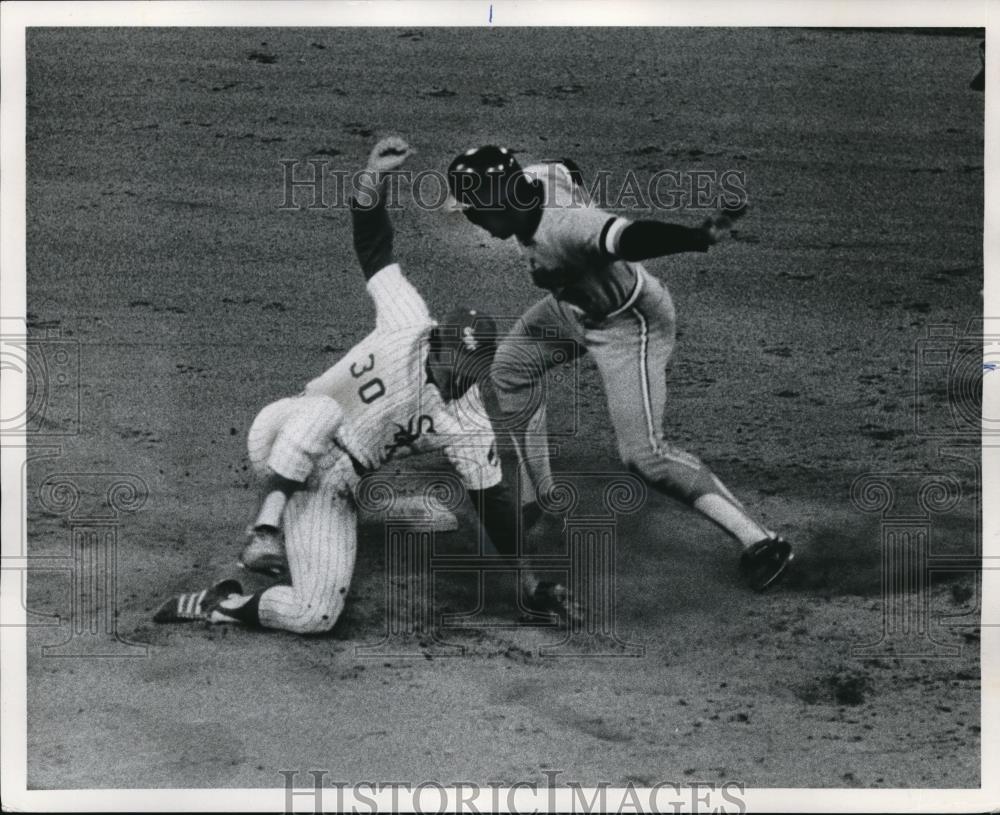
[{"xmin": 22, "ymin": 28, "xmax": 982, "ymax": 789}]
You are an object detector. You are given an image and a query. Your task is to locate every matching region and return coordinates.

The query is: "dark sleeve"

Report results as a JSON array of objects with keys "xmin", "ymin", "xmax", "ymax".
[
  {"xmin": 615, "ymin": 219, "xmax": 712, "ymax": 261},
  {"xmin": 350, "ymin": 191, "xmax": 394, "ymax": 281},
  {"xmin": 467, "ymin": 483, "xmax": 523, "ymax": 558}
]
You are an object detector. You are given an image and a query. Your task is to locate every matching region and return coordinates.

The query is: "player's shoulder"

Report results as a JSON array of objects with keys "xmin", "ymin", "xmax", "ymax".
[
  {"xmin": 535, "ymin": 189, "xmax": 614, "ymax": 239},
  {"xmin": 522, "ymin": 160, "xmax": 574, "ymax": 182},
  {"xmin": 522, "ymin": 161, "xmax": 583, "ymax": 203},
  {"xmin": 374, "ymin": 318, "xmax": 435, "ymax": 349},
  {"xmin": 363, "ymin": 321, "xmax": 434, "ymax": 381}
]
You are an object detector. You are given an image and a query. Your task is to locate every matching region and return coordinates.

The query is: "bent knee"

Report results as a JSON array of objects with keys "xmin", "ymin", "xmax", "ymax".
[
  {"xmin": 280, "ymin": 603, "xmax": 344, "ymax": 635},
  {"xmin": 247, "ymin": 398, "xmax": 298, "ymax": 477},
  {"xmin": 260, "ymin": 586, "xmax": 347, "ymax": 634},
  {"xmin": 623, "ymin": 444, "xmax": 714, "ymax": 505},
  {"xmin": 284, "ymin": 614, "xmax": 339, "ymax": 635}
]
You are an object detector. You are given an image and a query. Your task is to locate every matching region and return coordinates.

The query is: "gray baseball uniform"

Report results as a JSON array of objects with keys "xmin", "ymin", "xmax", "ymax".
[{"xmin": 491, "ymin": 162, "xmax": 769, "ymax": 546}]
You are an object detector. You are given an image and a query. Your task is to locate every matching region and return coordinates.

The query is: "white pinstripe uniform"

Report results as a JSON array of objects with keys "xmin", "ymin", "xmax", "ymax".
[
  {"xmin": 491, "ymin": 163, "xmax": 766, "ymax": 543},
  {"xmin": 246, "ymin": 263, "xmax": 501, "ymax": 634}
]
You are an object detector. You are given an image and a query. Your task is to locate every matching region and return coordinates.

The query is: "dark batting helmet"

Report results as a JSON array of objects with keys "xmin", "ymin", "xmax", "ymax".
[{"xmin": 447, "ymin": 146, "xmax": 523, "ymax": 210}]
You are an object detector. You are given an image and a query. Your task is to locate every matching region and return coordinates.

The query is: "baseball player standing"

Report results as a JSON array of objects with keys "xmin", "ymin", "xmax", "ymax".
[
  {"xmin": 154, "ymin": 138, "xmax": 568, "ymax": 631},
  {"xmin": 447, "ymin": 147, "xmax": 793, "ymax": 591}
]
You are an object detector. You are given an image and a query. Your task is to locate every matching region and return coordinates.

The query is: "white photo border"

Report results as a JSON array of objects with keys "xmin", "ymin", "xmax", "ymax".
[{"xmin": 1, "ymin": 1, "xmax": 996, "ymax": 812}]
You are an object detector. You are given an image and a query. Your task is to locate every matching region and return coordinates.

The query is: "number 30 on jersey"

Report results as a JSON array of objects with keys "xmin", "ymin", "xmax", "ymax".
[{"xmin": 349, "ymin": 354, "xmax": 385, "ymax": 404}]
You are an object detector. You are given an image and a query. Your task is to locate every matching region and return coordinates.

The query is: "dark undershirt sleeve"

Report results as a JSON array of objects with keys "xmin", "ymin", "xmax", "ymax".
[
  {"xmin": 350, "ymin": 193, "xmax": 394, "ymax": 280},
  {"xmin": 614, "ymin": 219, "xmax": 712, "ymax": 261}
]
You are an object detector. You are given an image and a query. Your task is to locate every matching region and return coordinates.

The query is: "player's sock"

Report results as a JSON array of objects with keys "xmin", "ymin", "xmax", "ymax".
[
  {"xmin": 642, "ymin": 455, "xmax": 772, "ymax": 546},
  {"xmin": 253, "ymin": 490, "xmax": 288, "ymax": 530},
  {"xmin": 210, "ymin": 591, "xmax": 263, "ymax": 626},
  {"xmin": 693, "ymin": 493, "xmax": 771, "ymax": 547},
  {"xmin": 695, "ymin": 472, "xmax": 773, "ymax": 546}
]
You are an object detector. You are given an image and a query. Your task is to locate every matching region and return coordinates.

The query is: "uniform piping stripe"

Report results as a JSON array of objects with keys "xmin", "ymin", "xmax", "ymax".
[
  {"xmin": 601, "ymin": 217, "xmax": 629, "ymax": 258},
  {"xmin": 598, "ymin": 216, "xmax": 618, "ymax": 258},
  {"xmin": 634, "ymin": 308, "xmax": 658, "ymax": 453}
]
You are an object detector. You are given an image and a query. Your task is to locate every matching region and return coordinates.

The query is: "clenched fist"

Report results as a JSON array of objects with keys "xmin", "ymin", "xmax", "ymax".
[
  {"xmin": 366, "ymin": 136, "xmax": 414, "ymax": 174},
  {"xmin": 355, "ymin": 136, "xmax": 414, "ymax": 208}
]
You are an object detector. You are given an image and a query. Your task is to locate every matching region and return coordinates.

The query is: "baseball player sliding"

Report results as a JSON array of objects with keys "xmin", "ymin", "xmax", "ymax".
[
  {"xmin": 155, "ymin": 138, "xmax": 564, "ymax": 632},
  {"xmin": 447, "ymin": 147, "xmax": 793, "ymax": 591}
]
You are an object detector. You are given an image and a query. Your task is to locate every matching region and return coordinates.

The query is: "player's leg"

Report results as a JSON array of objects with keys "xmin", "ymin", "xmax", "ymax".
[
  {"xmin": 220, "ymin": 397, "xmax": 359, "ymax": 633},
  {"xmin": 206, "ymin": 485, "xmax": 357, "ymax": 634},
  {"xmin": 490, "ymin": 295, "xmax": 584, "ymax": 507},
  {"xmin": 247, "ymin": 397, "xmax": 299, "ymax": 478},
  {"xmin": 240, "ymin": 398, "xmax": 299, "ymax": 575},
  {"xmin": 586, "ymin": 272, "xmax": 779, "ymax": 552},
  {"xmin": 251, "ymin": 487, "xmax": 357, "ymax": 634},
  {"xmin": 240, "ymin": 395, "xmax": 348, "ymax": 576},
  {"xmin": 155, "ymin": 396, "xmax": 358, "ymax": 627}
]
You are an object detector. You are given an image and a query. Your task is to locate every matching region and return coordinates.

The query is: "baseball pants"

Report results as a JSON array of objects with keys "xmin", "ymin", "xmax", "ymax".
[
  {"xmin": 247, "ymin": 396, "xmax": 359, "ymax": 634},
  {"xmin": 491, "ymin": 268, "xmax": 763, "ymax": 542}
]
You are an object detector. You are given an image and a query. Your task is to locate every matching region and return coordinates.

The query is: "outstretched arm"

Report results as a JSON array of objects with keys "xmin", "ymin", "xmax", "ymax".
[
  {"xmin": 351, "ymin": 136, "xmax": 414, "ymax": 280},
  {"xmin": 349, "ymin": 137, "xmax": 431, "ymax": 330},
  {"xmin": 609, "ymin": 204, "xmax": 748, "ymax": 262}
]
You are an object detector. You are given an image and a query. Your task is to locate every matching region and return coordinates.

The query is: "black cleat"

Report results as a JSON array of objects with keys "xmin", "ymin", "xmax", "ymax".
[
  {"xmin": 153, "ymin": 579, "xmax": 244, "ymax": 623},
  {"xmin": 522, "ymin": 580, "xmax": 583, "ymax": 624},
  {"xmin": 740, "ymin": 537, "xmax": 794, "ymax": 591}
]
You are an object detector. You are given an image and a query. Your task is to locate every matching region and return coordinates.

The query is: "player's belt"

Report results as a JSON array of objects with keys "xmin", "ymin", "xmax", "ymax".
[
  {"xmin": 604, "ymin": 264, "xmax": 644, "ymax": 320},
  {"xmin": 573, "ymin": 264, "xmax": 643, "ymax": 325},
  {"xmin": 562, "ymin": 265, "xmax": 642, "ymax": 325}
]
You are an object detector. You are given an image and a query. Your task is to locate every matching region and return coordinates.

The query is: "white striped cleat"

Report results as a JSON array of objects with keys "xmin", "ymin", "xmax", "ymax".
[{"xmin": 153, "ymin": 579, "xmax": 244, "ymax": 623}]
